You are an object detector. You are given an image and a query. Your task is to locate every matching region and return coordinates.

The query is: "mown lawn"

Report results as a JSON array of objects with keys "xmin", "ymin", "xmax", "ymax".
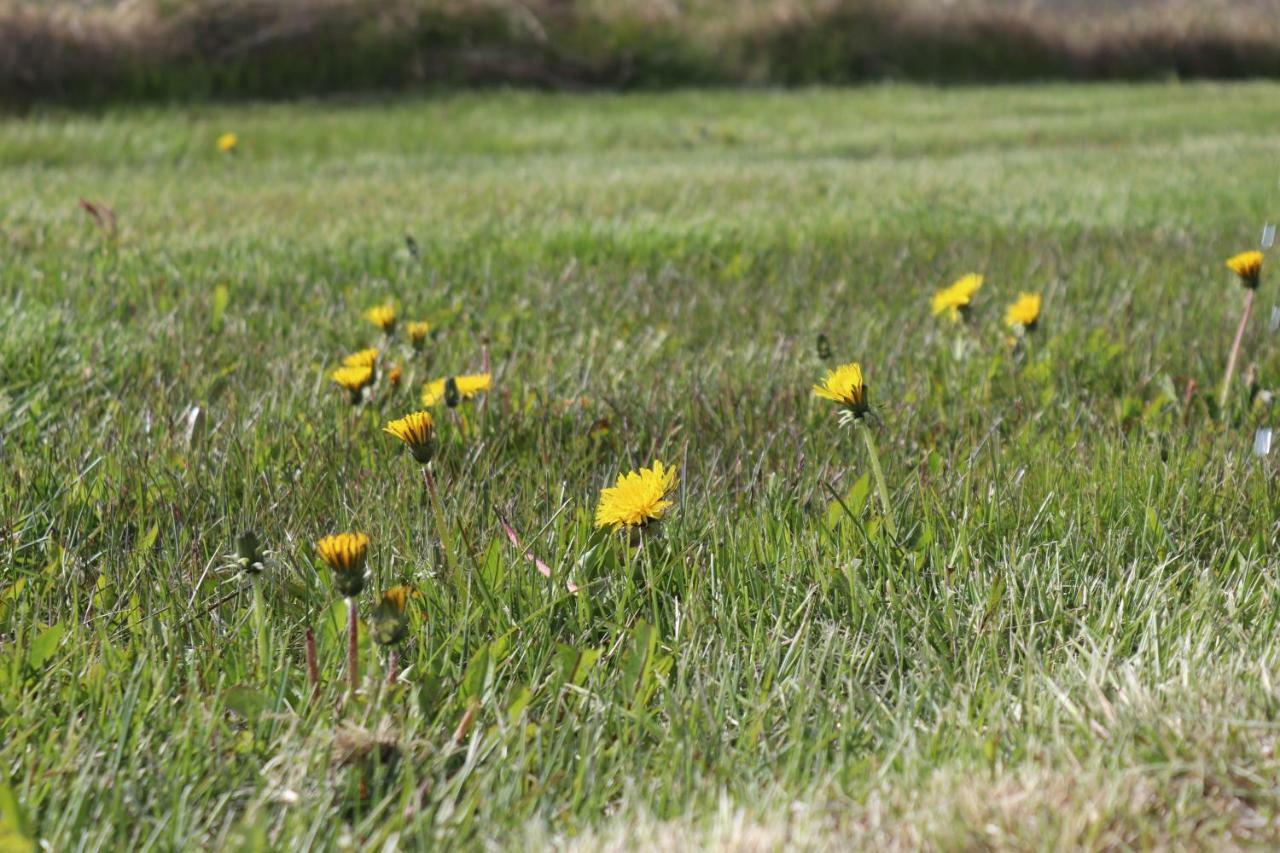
[{"xmin": 3, "ymin": 83, "xmax": 1280, "ymax": 849}]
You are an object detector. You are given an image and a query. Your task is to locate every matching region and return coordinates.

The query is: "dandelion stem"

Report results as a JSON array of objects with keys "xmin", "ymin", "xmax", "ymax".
[
  {"xmin": 250, "ymin": 576, "xmax": 268, "ymax": 679},
  {"xmin": 856, "ymin": 419, "xmax": 898, "ymax": 540},
  {"xmin": 387, "ymin": 649, "xmax": 399, "ymax": 686},
  {"xmin": 1220, "ymin": 288, "xmax": 1256, "ymax": 414},
  {"xmin": 304, "ymin": 626, "xmax": 320, "ymax": 702},
  {"xmin": 423, "ymin": 467, "xmax": 458, "ymax": 577},
  {"xmin": 346, "ymin": 596, "xmax": 359, "ymax": 694}
]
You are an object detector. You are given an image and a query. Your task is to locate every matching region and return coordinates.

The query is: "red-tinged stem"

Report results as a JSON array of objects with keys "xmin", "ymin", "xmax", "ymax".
[
  {"xmin": 387, "ymin": 649, "xmax": 399, "ymax": 686},
  {"xmin": 1220, "ymin": 288, "xmax": 1256, "ymax": 413},
  {"xmin": 305, "ymin": 626, "xmax": 320, "ymax": 702},
  {"xmin": 346, "ymin": 597, "xmax": 359, "ymax": 694}
]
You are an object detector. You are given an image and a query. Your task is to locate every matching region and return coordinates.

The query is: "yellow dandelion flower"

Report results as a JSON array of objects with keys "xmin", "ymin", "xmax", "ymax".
[
  {"xmin": 371, "ymin": 586, "xmax": 413, "ymax": 645},
  {"xmin": 1004, "ymin": 292, "xmax": 1042, "ymax": 330},
  {"xmin": 594, "ymin": 460, "xmax": 677, "ymax": 531},
  {"xmin": 216, "ymin": 132, "xmax": 238, "ymax": 153},
  {"xmin": 421, "ymin": 373, "xmax": 491, "ymax": 407},
  {"xmin": 316, "ymin": 532, "xmax": 370, "ymax": 597},
  {"xmin": 406, "ymin": 321, "xmax": 430, "ymax": 349},
  {"xmin": 930, "ymin": 273, "xmax": 983, "ymax": 323},
  {"xmin": 812, "ymin": 362, "xmax": 868, "ymax": 416},
  {"xmin": 1226, "ymin": 250, "xmax": 1263, "ymax": 289},
  {"xmin": 383, "ymin": 411, "xmax": 435, "ymax": 464},
  {"xmin": 364, "ymin": 304, "xmax": 397, "ymax": 334},
  {"xmin": 342, "ymin": 348, "xmax": 379, "ymax": 369},
  {"xmin": 330, "ymin": 365, "xmax": 374, "ymax": 400}
]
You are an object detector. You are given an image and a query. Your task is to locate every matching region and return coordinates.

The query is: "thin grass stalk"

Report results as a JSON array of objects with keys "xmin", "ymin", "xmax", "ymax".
[
  {"xmin": 346, "ymin": 596, "xmax": 359, "ymax": 693},
  {"xmin": 423, "ymin": 467, "xmax": 458, "ymax": 577},
  {"xmin": 856, "ymin": 419, "xmax": 898, "ymax": 540},
  {"xmin": 250, "ymin": 576, "xmax": 268, "ymax": 679}
]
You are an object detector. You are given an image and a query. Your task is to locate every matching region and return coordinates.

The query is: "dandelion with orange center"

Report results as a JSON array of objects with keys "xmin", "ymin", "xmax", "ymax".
[
  {"xmin": 343, "ymin": 348, "xmax": 378, "ymax": 369},
  {"xmin": 316, "ymin": 532, "xmax": 369, "ymax": 597},
  {"xmin": 372, "ymin": 585, "xmax": 413, "ymax": 684},
  {"xmin": 384, "ymin": 411, "xmax": 435, "ymax": 464},
  {"xmin": 364, "ymin": 304, "xmax": 397, "ymax": 335},
  {"xmin": 330, "ymin": 365, "xmax": 374, "ymax": 403},
  {"xmin": 406, "ymin": 321, "xmax": 430, "ymax": 350},
  {"xmin": 421, "ymin": 373, "xmax": 491, "ymax": 407},
  {"xmin": 930, "ymin": 273, "xmax": 983, "ymax": 323},
  {"xmin": 594, "ymin": 461, "xmax": 677, "ymax": 531},
  {"xmin": 216, "ymin": 132, "xmax": 238, "ymax": 154},
  {"xmin": 316, "ymin": 531, "xmax": 370, "ymax": 692},
  {"xmin": 1004, "ymin": 292, "xmax": 1042, "ymax": 331}
]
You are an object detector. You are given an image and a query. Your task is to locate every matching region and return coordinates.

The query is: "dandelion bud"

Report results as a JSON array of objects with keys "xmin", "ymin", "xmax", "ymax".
[
  {"xmin": 444, "ymin": 377, "xmax": 461, "ymax": 408},
  {"xmin": 816, "ymin": 333, "xmax": 832, "ymax": 361},
  {"xmin": 370, "ymin": 587, "xmax": 412, "ymax": 646},
  {"xmin": 406, "ymin": 321, "xmax": 430, "ymax": 351},
  {"xmin": 235, "ymin": 530, "xmax": 264, "ymax": 575}
]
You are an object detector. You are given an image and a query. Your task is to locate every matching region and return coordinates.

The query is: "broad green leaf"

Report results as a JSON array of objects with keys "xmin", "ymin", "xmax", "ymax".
[
  {"xmin": 224, "ymin": 686, "xmax": 269, "ymax": 721},
  {"xmin": 211, "ymin": 284, "xmax": 231, "ymax": 332},
  {"xmin": 554, "ymin": 644, "xmax": 602, "ymax": 688},
  {"xmin": 27, "ymin": 623, "xmax": 63, "ymax": 670},
  {"xmin": 0, "ymin": 782, "xmax": 33, "ymax": 853}
]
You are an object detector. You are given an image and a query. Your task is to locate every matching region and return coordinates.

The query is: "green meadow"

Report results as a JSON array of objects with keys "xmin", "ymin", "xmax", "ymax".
[{"xmin": 3, "ymin": 83, "xmax": 1280, "ymax": 848}]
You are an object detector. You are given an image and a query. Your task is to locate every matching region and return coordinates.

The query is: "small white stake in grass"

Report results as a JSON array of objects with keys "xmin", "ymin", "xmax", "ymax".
[
  {"xmin": 1262, "ymin": 222, "xmax": 1276, "ymax": 250},
  {"xmin": 1253, "ymin": 427, "xmax": 1272, "ymax": 458},
  {"xmin": 1270, "ymin": 306, "xmax": 1280, "ymax": 334}
]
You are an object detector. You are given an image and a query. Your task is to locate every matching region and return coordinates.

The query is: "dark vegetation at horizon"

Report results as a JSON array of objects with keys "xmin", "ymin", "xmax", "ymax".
[{"xmin": 4, "ymin": 0, "xmax": 1280, "ymax": 106}]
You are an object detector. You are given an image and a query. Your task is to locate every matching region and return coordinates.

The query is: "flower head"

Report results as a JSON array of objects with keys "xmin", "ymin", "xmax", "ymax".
[
  {"xmin": 1226, "ymin": 251, "xmax": 1263, "ymax": 289},
  {"xmin": 316, "ymin": 532, "xmax": 370, "ymax": 597},
  {"xmin": 930, "ymin": 273, "xmax": 983, "ymax": 323},
  {"xmin": 233, "ymin": 530, "xmax": 264, "ymax": 575},
  {"xmin": 421, "ymin": 373, "xmax": 491, "ymax": 407},
  {"xmin": 364, "ymin": 304, "xmax": 397, "ymax": 334},
  {"xmin": 406, "ymin": 321, "xmax": 430, "ymax": 349},
  {"xmin": 386, "ymin": 363, "xmax": 402, "ymax": 389},
  {"xmin": 342, "ymin": 348, "xmax": 379, "ymax": 369},
  {"xmin": 371, "ymin": 586, "xmax": 413, "ymax": 645},
  {"xmin": 594, "ymin": 460, "xmax": 677, "ymax": 531},
  {"xmin": 813, "ymin": 362, "xmax": 869, "ymax": 416},
  {"xmin": 383, "ymin": 411, "xmax": 435, "ymax": 464},
  {"xmin": 330, "ymin": 365, "xmax": 374, "ymax": 401},
  {"xmin": 217, "ymin": 132, "xmax": 238, "ymax": 153},
  {"xmin": 1004, "ymin": 292, "xmax": 1042, "ymax": 331}
]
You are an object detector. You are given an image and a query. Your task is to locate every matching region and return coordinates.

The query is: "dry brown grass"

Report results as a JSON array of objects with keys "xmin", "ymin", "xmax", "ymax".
[{"xmin": 4, "ymin": 1, "xmax": 1280, "ymax": 102}]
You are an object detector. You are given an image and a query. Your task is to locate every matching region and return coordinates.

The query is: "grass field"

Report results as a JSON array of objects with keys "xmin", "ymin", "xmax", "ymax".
[{"xmin": 3, "ymin": 83, "xmax": 1280, "ymax": 849}]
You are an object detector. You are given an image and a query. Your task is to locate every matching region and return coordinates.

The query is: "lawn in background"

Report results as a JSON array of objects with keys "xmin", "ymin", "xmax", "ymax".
[{"xmin": 3, "ymin": 83, "xmax": 1280, "ymax": 848}]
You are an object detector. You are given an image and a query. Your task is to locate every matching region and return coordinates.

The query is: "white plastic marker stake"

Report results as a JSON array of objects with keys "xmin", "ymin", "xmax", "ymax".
[
  {"xmin": 1271, "ymin": 306, "xmax": 1280, "ymax": 334},
  {"xmin": 1262, "ymin": 222, "xmax": 1276, "ymax": 250},
  {"xmin": 1253, "ymin": 427, "xmax": 1272, "ymax": 458}
]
